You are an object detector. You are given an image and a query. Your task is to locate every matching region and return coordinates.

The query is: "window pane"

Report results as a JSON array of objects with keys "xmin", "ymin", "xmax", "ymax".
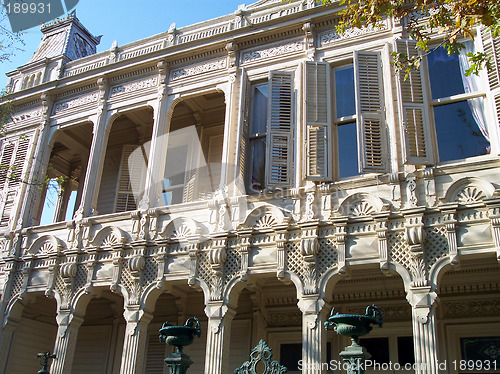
[
  {"xmin": 251, "ymin": 84, "xmax": 268, "ymax": 135},
  {"xmin": 397, "ymin": 336, "xmax": 415, "ymax": 365},
  {"xmin": 250, "ymin": 138, "xmax": 266, "ymax": 191},
  {"xmin": 359, "ymin": 337, "xmax": 390, "ymax": 364},
  {"xmin": 40, "ymin": 179, "xmax": 59, "ymax": 225},
  {"xmin": 434, "ymin": 100, "xmax": 490, "ymax": 162},
  {"xmin": 163, "ymin": 144, "xmax": 188, "ymax": 205},
  {"xmin": 65, "ymin": 190, "xmax": 77, "ymax": 221},
  {"xmin": 460, "ymin": 336, "xmax": 500, "ymax": 367},
  {"xmin": 428, "ymin": 47, "xmax": 465, "ymax": 99},
  {"xmin": 280, "ymin": 343, "xmax": 301, "ymax": 371},
  {"xmin": 338, "ymin": 121, "xmax": 359, "ymax": 178},
  {"xmin": 335, "ymin": 66, "xmax": 355, "ymax": 118}
]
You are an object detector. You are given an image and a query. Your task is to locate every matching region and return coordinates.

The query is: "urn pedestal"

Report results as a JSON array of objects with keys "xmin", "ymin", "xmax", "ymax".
[
  {"xmin": 324, "ymin": 305, "xmax": 383, "ymax": 374},
  {"xmin": 159, "ymin": 317, "xmax": 201, "ymax": 374}
]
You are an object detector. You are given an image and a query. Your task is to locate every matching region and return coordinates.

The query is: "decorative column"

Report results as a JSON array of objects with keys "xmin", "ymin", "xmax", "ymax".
[
  {"xmin": 204, "ymin": 301, "xmax": 236, "ymax": 374},
  {"xmin": 298, "ymin": 295, "xmax": 327, "ymax": 374},
  {"xmin": 407, "ymin": 287, "xmax": 438, "ymax": 374},
  {"xmin": 20, "ymin": 92, "xmax": 52, "ymax": 227},
  {"xmin": 51, "ymin": 310, "xmax": 84, "ymax": 374},
  {"xmin": 140, "ymin": 60, "xmax": 169, "ymax": 209},
  {"xmin": 119, "ymin": 306, "xmax": 153, "ymax": 374},
  {"xmin": 73, "ymin": 77, "xmax": 109, "ymax": 220}
]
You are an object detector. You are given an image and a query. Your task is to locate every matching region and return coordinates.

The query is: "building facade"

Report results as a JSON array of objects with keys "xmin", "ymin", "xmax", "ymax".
[{"xmin": 0, "ymin": 1, "xmax": 499, "ymax": 373}]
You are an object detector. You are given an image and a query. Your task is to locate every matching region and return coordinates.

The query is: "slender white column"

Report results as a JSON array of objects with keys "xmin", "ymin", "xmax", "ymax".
[
  {"xmin": 119, "ymin": 307, "xmax": 153, "ymax": 374},
  {"xmin": 408, "ymin": 287, "xmax": 438, "ymax": 374},
  {"xmin": 51, "ymin": 311, "xmax": 84, "ymax": 374},
  {"xmin": 298, "ymin": 295, "xmax": 327, "ymax": 374},
  {"xmin": 204, "ymin": 302, "xmax": 236, "ymax": 374},
  {"xmin": 73, "ymin": 79, "xmax": 109, "ymax": 219},
  {"xmin": 140, "ymin": 62, "xmax": 170, "ymax": 209}
]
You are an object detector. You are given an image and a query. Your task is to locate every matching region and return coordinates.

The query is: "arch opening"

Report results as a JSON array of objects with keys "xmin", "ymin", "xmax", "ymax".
[
  {"xmin": 162, "ymin": 91, "xmax": 226, "ymax": 206},
  {"xmin": 5, "ymin": 294, "xmax": 57, "ymax": 374},
  {"xmin": 37, "ymin": 121, "xmax": 93, "ymax": 226}
]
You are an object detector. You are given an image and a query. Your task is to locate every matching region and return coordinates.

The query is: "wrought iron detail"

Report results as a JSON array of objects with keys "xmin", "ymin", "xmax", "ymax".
[{"xmin": 235, "ymin": 339, "xmax": 287, "ymax": 374}]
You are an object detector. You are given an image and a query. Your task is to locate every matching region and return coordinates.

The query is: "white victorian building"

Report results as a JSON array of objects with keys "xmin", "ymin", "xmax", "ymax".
[{"xmin": 0, "ymin": 1, "xmax": 499, "ymax": 373}]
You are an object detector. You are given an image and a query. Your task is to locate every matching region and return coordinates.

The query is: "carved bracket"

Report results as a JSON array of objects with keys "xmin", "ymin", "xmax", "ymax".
[{"xmin": 440, "ymin": 204, "xmax": 459, "ymax": 265}]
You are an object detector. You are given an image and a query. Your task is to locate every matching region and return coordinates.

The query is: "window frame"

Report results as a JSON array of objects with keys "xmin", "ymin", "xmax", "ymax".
[
  {"xmin": 424, "ymin": 39, "xmax": 491, "ymax": 164},
  {"xmin": 247, "ymin": 80, "xmax": 269, "ymax": 193},
  {"xmin": 244, "ymin": 70, "xmax": 295, "ymax": 194},
  {"xmin": 305, "ymin": 50, "xmax": 388, "ymax": 183},
  {"xmin": 332, "ymin": 62, "xmax": 359, "ymax": 180}
]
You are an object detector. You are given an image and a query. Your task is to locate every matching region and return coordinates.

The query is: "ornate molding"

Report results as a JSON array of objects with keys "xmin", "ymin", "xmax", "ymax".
[
  {"xmin": 109, "ymin": 77, "xmax": 158, "ymax": 97},
  {"xmin": 267, "ymin": 310, "xmax": 301, "ymax": 327},
  {"xmin": 319, "ymin": 25, "xmax": 384, "ymax": 46},
  {"xmin": 442, "ymin": 298, "xmax": 500, "ymax": 318},
  {"xmin": 241, "ymin": 41, "xmax": 303, "ymax": 64},
  {"xmin": 171, "ymin": 58, "xmax": 227, "ymax": 81},
  {"xmin": 52, "ymin": 92, "xmax": 99, "ymax": 115}
]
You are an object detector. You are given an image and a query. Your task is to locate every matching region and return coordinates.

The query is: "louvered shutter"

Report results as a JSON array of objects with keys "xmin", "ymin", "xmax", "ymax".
[
  {"xmin": 182, "ymin": 138, "xmax": 199, "ymax": 203},
  {"xmin": 0, "ymin": 141, "xmax": 15, "ymax": 190},
  {"xmin": 481, "ymin": 27, "xmax": 500, "ymax": 148},
  {"xmin": 354, "ymin": 51, "xmax": 389, "ymax": 173},
  {"xmin": 266, "ymin": 71, "xmax": 294, "ymax": 187},
  {"xmin": 305, "ymin": 61, "xmax": 332, "ymax": 181},
  {"xmin": 115, "ymin": 144, "xmax": 146, "ymax": 213},
  {"xmin": 207, "ymin": 134, "xmax": 223, "ymax": 191},
  {"xmin": 395, "ymin": 39, "xmax": 434, "ymax": 165},
  {"xmin": 145, "ymin": 330, "xmax": 166, "ymax": 374},
  {"xmin": 237, "ymin": 68, "xmax": 251, "ymax": 187},
  {"xmin": 0, "ymin": 135, "xmax": 32, "ymax": 229}
]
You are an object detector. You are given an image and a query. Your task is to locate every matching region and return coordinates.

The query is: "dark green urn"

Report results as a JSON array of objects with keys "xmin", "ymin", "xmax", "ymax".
[
  {"xmin": 159, "ymin": 317, "xmax": 201, "ymax": 374},
  {"xmin": 324, "ymin": 304, "xmax": 383, "ymax": 344}
]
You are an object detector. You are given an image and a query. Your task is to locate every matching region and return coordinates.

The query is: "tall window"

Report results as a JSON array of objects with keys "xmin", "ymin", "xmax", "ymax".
[
  {"xmin": 427, "ymin": 42, "xmax": 490, "ymax": 162},
  {"xmin": 249, "ymin": 83, "xmax": 268, "ymax": 192},
  {"xmin": 305, "ymin": 55, "xmax": 387, "ymax": 183},
  {"xmin": 245, "ymin": 71, "xmax": 294, "ymax": 193},
  {"xmin": 334, "ymin": 65, "xmax": 359, "ymax": 178}
]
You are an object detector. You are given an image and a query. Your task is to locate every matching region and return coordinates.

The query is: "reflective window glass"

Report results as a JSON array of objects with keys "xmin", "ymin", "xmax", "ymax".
[
  {"xmin": 433, "ymin": 100, "xmax": 490, "ymax": 161},
  {"xmin": 335, "ymin": 66, "xmax": 355, "ymax": 118},
  {"xmin": 338, "ymin": 121, "xmax": 359, "ymax": 178},
  {"xmin": 251, "ymin": 84, "xmax": 268, "ymax": 135},
  {"xmin": 427, "ymin": 47, "xmax": 465, "ymax": 99}
]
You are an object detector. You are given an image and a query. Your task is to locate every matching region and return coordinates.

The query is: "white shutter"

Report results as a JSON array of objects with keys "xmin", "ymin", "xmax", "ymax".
[
  {"xmin": 0, "ymin": 135, "xmax": 33, "ymax": 229},
  {"xmin": 481, "ymin": 27, "xmax": 500, "ymax": 145},
  {"xmin": 305, "ymin": 61, "xmax": 332, "ymax": 181},
  {"xmin": 115, "ymin": 144, "xmax": 146, "ymax": 212},
  {"xmin": 237, "ymin": 68, "xmax": 251, "ymax": 187},
  {"xmin": 354, "ymin": 51, "xmax": 389, "ymax": 173},
  {"xmin": 395, "ymin": 39, "xmax": 434, "ymax": 165},
  {"xmin": 266, "ymin": 71, "xmax": 294, "ymax": 187},
  {"xmin": 145, "ymin": 330, "xmax": 167, "ymax": 374},
  {"xmin": 0, "ymin": 141, "xmax": 15, "ymax": 190},
  {"xmin": 182, "ymin": 140, "xmax": 199, "ymax": 203},
  {"xmin": 208, "ymin": 134, "xmax": 224, "ymax": 191}
]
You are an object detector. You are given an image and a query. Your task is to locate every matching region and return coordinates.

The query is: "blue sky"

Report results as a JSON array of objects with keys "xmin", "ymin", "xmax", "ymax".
[{"xmin": 1, "ymin": 0, "xmax": 246, "ymax": 85}]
